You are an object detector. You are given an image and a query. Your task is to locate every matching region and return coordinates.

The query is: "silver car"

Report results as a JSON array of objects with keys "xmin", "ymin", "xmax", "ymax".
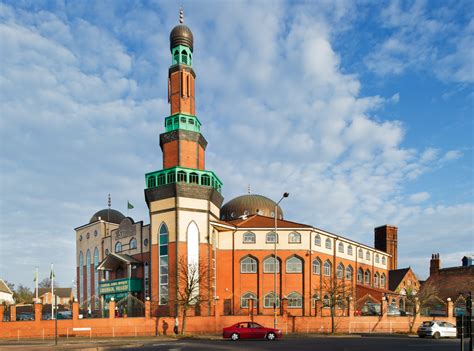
[{"xmin": 417, "ymin": 320, "xmax": 457, "ymax": 339}]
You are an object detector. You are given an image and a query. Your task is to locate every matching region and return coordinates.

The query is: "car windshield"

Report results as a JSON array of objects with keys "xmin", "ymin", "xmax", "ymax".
[{"xmin": 422, "ymin": 321, "xmax": 434, "ymax": 326}]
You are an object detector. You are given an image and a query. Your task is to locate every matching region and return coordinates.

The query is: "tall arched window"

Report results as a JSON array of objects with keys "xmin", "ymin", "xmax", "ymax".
[
  {"xmin": 287, "ymin": 292, "xmax": 303, "ymax": 308},
  {"xmin": 173, "ymin": 50, "xmax": 179, "ymax": 64},
  {"xmin": 325, "ymin": 238, "xmax": 332, "ymax": 249},
  {"xmin": 159, "ymin": 223, "xmax": 169, "ymax": 305},
  {"xmin": 263, "ymin": 257, "xmax": 280, "ymax": 273},
  {"xmin": 358, "ymin": 248, "xmax": 363, "ymax": 259},
  {"xmin": 266, "ymin": 232, "xmax": 278, "ymax": 243},
  {"xmin": 336, "ymin": 263, "xmax": 344, "ymax": 279},
  {"xmin": 312, "ymin": 258, "xmax": 321, "ymax": 275},
  {"xmin": 288, "ymin": 232, "xmax": 301, "ymax": 243},
  {"xmin": 366, "ymin": 251, "xmax": 370, "ymax": 260},
  {"xmin": 243, "ymin": 232, "xmax": 256, "ymax": 243},
  {"xmin": 338, "ymin": 242, "xmax": 344, "ymax": 253},
  {"xmin": 115, "ymin": 241, "xmax": 122, "ymax": 253},
  {"xmin": 93, "ymin": 247, "xmax": 99, "ymax": 308},
  {"xmin": 264, "ymin": 292, "xmax": 279, "ymax": 308},
  {"xmin": 382, "ymin": 256, "xmax": 386, "ymax": 265},
  {"xmin": 381, "ymin": 273, "xmax": 386, "ymax": 287},
  {"xmin": 357, "ymin": 267, "xmax": 363, "ymax": 283},
  {"xmin": 181, "ymin": 50, "xmax": 188, "ymax": 64},
  {"xmin": 314, "ymin": 234, "xmax": 321, "ymax": 246},
  {"xmin": 324, "ymin": 260, "xmax": 332, "ymax": 276},
  {"xmin": 375, "ymin": 254, "xmax": 380, "ymax": 263},
  {"xmin": 129, "ymin": 237, "xmax": 137, "ymax": 250},
  {"xmin": 241, "ymin": 292, "xmax": 257, "ymax": 308},
  {"xmin": 240, "ymin": 256, "xmax": 257, "ymax": 273},
  {"xmin": 323, "ymin": 294, "xmax": 330, "ymax": 307},
  {"xmin": 78, "ymin": 251, "xmax": 83, "ymax": 304},
  {"xmin": 374, "ymin": 272, "xmax": 380, "ymax": 287},
  {"xmin": 365, "ymin": 270, "xmax": 371, "ymax": 285},
  {"xmin": 345, "ymin": 265, "xmax": 353, "ymax": 280},
  {"xmin": 286, "ymin": 257, "xmax": 303, "ymax": 273},
  {"xmin": 312, "ymin": 293, "xmax": 320, "ymax": 308},
  {"xmin": 86, "ymin": 249, "xmax": 91, "ymax": 305},
  {"xmin": 347, "ymin": 245, "xmax": 353, "ymax": 255}
]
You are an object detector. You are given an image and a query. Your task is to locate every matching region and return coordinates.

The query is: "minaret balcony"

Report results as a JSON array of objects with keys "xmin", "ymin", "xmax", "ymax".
[
  {"xmin": 165, "ymin": 113, "xmax": 201, "ymax": 133},
  {"xmin": 146, "ymin": 166, "xmax": 222, "ymax": 193}
]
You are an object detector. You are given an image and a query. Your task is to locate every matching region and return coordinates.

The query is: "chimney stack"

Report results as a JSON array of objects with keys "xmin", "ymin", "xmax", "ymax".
[{"xmin": 430, "ymin": 253, "xmax": 440, "ymax": 275}]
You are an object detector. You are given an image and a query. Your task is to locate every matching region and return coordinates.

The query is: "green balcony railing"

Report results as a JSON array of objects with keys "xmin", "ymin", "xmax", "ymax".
[
  {"xmin": 165, "ymin": 113, "xmax": 201, "ymax": 133},
  {"xmin": 146, "ymin": 166, "xmax": 222, "ymax": 193}
]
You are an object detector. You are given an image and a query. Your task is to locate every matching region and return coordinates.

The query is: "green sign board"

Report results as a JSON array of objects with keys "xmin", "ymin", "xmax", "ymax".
[{"xmin": 99, "ymin": 278, "xmax": 142, "ymax": 295}]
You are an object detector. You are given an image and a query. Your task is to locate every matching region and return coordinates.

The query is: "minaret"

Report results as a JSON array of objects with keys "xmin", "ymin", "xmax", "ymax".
[{"xmin": 145, "ymin": 10, "xmax": 224, "ymax": 316}]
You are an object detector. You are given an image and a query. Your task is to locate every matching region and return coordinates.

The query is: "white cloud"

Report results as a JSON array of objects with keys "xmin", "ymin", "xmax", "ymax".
[{"xmin": 409, "ymin": 192, "xmax": 430, "ymax": 203}]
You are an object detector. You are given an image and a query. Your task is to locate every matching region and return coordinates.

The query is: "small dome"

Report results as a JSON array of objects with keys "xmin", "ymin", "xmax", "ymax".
[
  {"xmin": 220, "ymin": 194, "xmax": 284, "ymax": 221},
  {"xmin": 170, "ymin": 24, "xmax": 193, "ymax": 52},
  {"xmin": 89, "ymin": 209, "xmax": 126, "ymax": 224}
]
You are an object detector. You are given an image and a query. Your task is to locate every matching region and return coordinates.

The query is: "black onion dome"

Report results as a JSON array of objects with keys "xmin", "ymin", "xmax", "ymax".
[
  {"xmin": 89, "ymin": 209, "xmax": 126, "ymax": 224},
  {"xmin": 220, "ymin": 194, "xmax": 284, "ymax": 221},
  {"xmin": 170, "ymin": 24, "xmax": 194, "ymax": 52}
]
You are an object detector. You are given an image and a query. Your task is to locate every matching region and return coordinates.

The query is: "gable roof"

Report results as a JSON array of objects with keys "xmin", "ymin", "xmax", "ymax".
[
  {"xmin": 0, "ymin": 279, "xmax": 13, "ymax": 295},
  {"xmin": 388, "ymin": 267, "xmax": 411, "ymax": 291},
  {"xmin": 35, "ymin": 287, "xmax": 72, "ymax": 298}
]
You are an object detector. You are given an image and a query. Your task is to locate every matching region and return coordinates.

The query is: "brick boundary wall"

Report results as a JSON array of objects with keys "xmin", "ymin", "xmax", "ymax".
[{"xmin": 0, "ymin": 299, "xmax": 456, "ymax": 339}]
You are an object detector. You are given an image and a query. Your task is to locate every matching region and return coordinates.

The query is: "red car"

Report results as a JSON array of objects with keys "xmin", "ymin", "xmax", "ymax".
[{"xmin": 223, "ymin": 321, "xmax": 283, "ymax": 341}]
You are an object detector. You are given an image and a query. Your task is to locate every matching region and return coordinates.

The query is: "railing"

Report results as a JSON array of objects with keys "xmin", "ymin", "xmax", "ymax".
[{"xmin": 146, "ymin": 167, "xmax": 223, "ymax": 193}]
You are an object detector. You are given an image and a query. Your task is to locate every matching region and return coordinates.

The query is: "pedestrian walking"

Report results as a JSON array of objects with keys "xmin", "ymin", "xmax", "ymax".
[{"xmin": 174, "ymin": 316, "xmax": 179, "ymax": 335}]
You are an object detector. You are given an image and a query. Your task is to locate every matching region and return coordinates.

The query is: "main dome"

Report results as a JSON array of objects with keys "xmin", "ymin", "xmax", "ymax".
[
  {"xmin": 170, "ymin": 24, "xmax": 193, "ymax": 52},
  {"xmin": 89, "ymin": 209, "xmax": 126, "ymax": 224},
  {"xmin": 220, "ymin": 194, "xmax": 284, "ymax": 221}
]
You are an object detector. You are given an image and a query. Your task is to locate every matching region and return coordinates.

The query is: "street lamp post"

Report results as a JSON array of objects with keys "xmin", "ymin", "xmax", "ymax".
[{"xmin": 274, "ymin": 192, "xmax": 289, "ymax": 330}]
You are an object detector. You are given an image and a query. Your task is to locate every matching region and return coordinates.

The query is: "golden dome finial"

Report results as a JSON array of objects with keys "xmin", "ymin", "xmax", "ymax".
[{"xmin": 179, "ymin": 7, "xmax": 184, "ymax": 24}]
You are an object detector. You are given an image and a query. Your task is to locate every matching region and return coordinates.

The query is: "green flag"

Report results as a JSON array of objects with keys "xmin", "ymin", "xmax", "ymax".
[
  {"xmin": 127, "ymin": 201, "xmax": 134, "ymax": 210},
  {"xmin": 50, "ymin": 268, "xmax": 55, "ymax": 280}
]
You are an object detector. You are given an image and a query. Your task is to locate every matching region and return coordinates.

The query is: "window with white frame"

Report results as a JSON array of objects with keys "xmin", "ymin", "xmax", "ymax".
[
  {"xmin": 115, "ymin": 241, "xmax": 122, "ymax": 253},
  {"xmin": 336, "ymin": 263, "xmax": 344, "ymax": 279},
  {"xmin": 287, "ymin": 292, "xmax": 303, "ymax": 308},
  {"xmin": 311, "ymin": 293, "xmax": 320, "ymax": 308},
  {"xmin": 325, "ymin": 238, "xmax": 332, "ymax": 249},
  {"xmin": 366, "ymin": 251, "xmax": 370, "ymax": 260},
  {"xmin": 286, "ymin": 257, "xmax": 303, "ymax": 273},
  {"xmin": 159, "ymin": 223, "xmax": 169, "ymax": 305},
  {"xmin": 263, "ymin": 257, "xmax": 280, "ymax": 273},
  {"xmin": 338, "ymin": 242, "xmax": 344, "ymax": 253},
  {"xmin": 382, "ymin": 256, "xmax": 386, "ymax": 265},
  {"xmin": 365, "ymin": 270, "xmax": 371, "ymax": 285},
  {"xmin": 323, "ymin": 294, "xmax": 330, "ymax": 307},
  {"xmin": 243, "ymin": 232, "xmax": 256, "ymax": 244},
  {"xmin": 375, "ymin": 254, "xmax": 379, "ymax": 263},
  {"xmin": 381, "ymin": 274, "xmax": 386, "ymax": 287},
  {"xmin": 240, "ymin": 292, "xmax": 257, "ymax": 308},
  {"xmin": 358, "ymin": 248, "xmax": 363, "ymax": 258},
  {"xmin": 288, "ymin": 232, "xmax": 301, "ymax": 243},
  {"xmin": 347, "ymin": 245, "xmax": 353, "ymax": 255},
  {"xmin": 324, "ymin": 260, "xmax": 332, "ymax": 276},
  {"xmin": 314, "ymin": 234, "xmax": 321, "ymax": 246},
  {"xmin": 345, "ymin": 265, "xmax": 353, "ymax": 280},
  {"xmin": 266, "ymin": 232, "xmax": 278, "ymax": 243},
  {"xmin": 129, "ymin": 237, "xmax": 137, "ymax": 250},
  {"xmin": 241, "ymin": 256, "xmax": 257, "ymax": 273},
  {"xmin": 374, "ymin": 272, "xmax": 379, "ymax": 287},
  {"xmin": 312, "ymin": 258, "xmax": 321, "ymax": 275},
  {"xmin": 264, "ymin": 292, "xmax": 279, "ymax": 308},
  {"xmin": 357, "ymin": 268, "xmax": 363, "ymax": 283}
]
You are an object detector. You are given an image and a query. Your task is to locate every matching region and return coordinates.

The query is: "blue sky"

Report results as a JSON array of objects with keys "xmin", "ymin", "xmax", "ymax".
[{"xmin": 0, "ymin": 0, "xmax": 472, "ymax": 289}]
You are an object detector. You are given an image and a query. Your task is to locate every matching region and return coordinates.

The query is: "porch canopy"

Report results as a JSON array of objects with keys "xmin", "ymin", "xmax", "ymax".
[{"xmin": 97, "ymin": 252, "xmax": 141, "ymax": 271}]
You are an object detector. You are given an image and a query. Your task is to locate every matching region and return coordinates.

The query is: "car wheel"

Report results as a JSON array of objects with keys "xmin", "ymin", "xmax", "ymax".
[
  {"xmin": 433, "ymin": 332, "xmax": 440, "ymax": 339},
  {"xmin": 266, "ymin": 332, "xmax": 276, "ymax": 341},
  {"xmin": 231, "ymin": 333, "xmax": 239, "ymax": 341}
]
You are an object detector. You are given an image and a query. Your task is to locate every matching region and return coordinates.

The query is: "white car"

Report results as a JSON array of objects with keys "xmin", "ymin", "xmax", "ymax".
[{"xmin": 417, "ymin": 320, "xmax": 457, "ymax": 339}]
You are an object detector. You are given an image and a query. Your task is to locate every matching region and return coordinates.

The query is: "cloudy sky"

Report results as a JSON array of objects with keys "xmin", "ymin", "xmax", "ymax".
[{"xmin": 0, "ymin": 0, "xmax": 472, "ymax": 289}]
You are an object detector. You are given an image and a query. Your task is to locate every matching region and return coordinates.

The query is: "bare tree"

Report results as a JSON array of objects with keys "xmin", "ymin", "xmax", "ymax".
[
  {"xmin": 405, "ymin": 280, "xmax": 439, "ymax": 332},
  {"xmin": 38, "ymin": 278, "xmax": 53, "ymax": 289},
  {"xmin": 318, "ymin": 277, "xmax": 353, "ymax": 334},
  {"xmin": 174, "ymin": 255, "xmax": 210, "ymax": 335},
  {"xmin": 13, "ymin": 284, "xmax": 34, "ymax": 304}
]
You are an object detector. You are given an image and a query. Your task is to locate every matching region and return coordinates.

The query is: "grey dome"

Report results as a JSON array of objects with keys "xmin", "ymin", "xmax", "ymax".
[
  {"xmin": 89, "ymin": 209, "xmax": 126, "ymax": 224},
  {"xmin": 170, "ymin": 24, "xmax": 193, "ymax": 52},
  {"xmin": 220, "ymin": 194, "xmax": 284, "ymax": 221}
]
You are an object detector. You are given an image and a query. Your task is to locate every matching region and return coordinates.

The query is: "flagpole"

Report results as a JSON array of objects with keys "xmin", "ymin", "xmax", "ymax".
[
  {"xmin": 51, "ymin": 263, "xmax": 54, "ymax": 320},
  {"xmin": 35, "ymin": 267, "xmax": 39, "ymax": 303}
]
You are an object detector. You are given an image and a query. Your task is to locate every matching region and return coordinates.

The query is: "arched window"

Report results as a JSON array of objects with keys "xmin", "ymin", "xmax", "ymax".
[
  {"xmin": 240, "ymin": 292, "xmax": 257, "ymax": 308},
  {"xmin": 288, "ymin": 232, "xmax": 301, "ymax": 243},
  {"xmin": 314, "ymin": 234, "xmax": 321, "ymax": 246},
  {"xmin": 78, "ymin": 251, "xmax": 83, "ymax": 303},
  {"xmin": 323, "ymin": 294, "xmax": 330, "ymax": 307},
  {"xmin": 325, "ymin": 238, "xmax": 332, "ymax": 249},
  {"xmin": 365, "ymin": 270, "xmax": 371, "ymax": 285},
  {"xmin": 312, "ymin": 258, "xmax": 321, "ymax": 275},
  {"xmin": 287, "ymin": 292, "xmax": 303, "ymax": 308},
  {"xmin": 345, "ymin": 265, "xmax": 353, "ymax": 280},
  {"xmin": 93, "ymin": 247, "xmax": 99, "ymax": 308},
  {"xmin": 324, "ymin": 260, "xmax": 332, "ymax": 276},
  {"xmin": 86, "ymin": 249, "xmax": 91, "ymax": 303},
  {"xmin": 382, "ymin": 256, "xmax": 386, "ymax": 265},
  {"xmin": 286, "ymin": 257, "xmax": 303, "ymax": 273},
  {"xmin": 201, "ymin": 174, "xmax": 210, "ymax": 186},
  {"xmin": 347, "ymin": 245, "xmax": 353, "ymax": 255},
  {"xmin": 336, "ymin": 263, "xmax": 344, "ymax": 279},
  {"xmin": 243, "ymin": 232, "xmax": 256, "ymax": 243},
  {"xmin": 129, "ymin": 238, "xmax": 137, "ymax": 250},
  {"xmin": 381, "ymin": 274, "xmax": 386, "ymax": 287},
  {"xmin": 311, "ymin": 293, "xmax": 320, "ymax": 308},
  {"xmin": 240, "ymin": 256, "xmax": 257, "ymax": 273},
  {"xmin": 105, "ymin": 249, "xmax": 109, "ymax": 255},
  {"xmin": 266, "ymin": 232, "xmax": 278, "ymax": 243},
  {"xmin": 338, "ymin": 242, "xmax": 344, "ymax": 253},
  {"xmin": 181, "ymin": 50, "xmax": 188, "ymax": 64},
  {"xmin": 357, "ymin": 268, "xmax": 363, "ymax": 283},
  {"xmin": 358, "ymin": 248, "xmax": 363, "ymax": 259},
  {"xmin": 374, "ymin": 272, "xmax": 380, "ymax": 287},
  {"xmin": 159, "ymin": 223, "xmax": 169, "ymax": 305},
  {"xmin": 264, "ymin": 292, "xmax": 279, "ymax": 308},
  {"xmin": 375, "ymin": 254, "xmax": 380, "ymax": 263},
  {"xmin": 115, "ymin": 242, "xmax": 122, "ymax": 253},
  {"xmin": 189, "ymin": 172, "xmax": 199, "ymax": 184},
  {"xmin": 263, "ymin": 257, "xmax": 280, "ymax": 273},
  {"xmin": 366, "ymin": 251, "xmax": 370, "ymax": 260},
  {"xmin": 173, "ymin": 50, "xmax": 179, "ymax": 63},
  {"xmin": 177, "ymin": 170, "xmax": 187, "ymax": 182}
]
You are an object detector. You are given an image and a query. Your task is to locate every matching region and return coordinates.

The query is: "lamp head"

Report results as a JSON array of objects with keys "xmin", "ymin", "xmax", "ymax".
[{"xmin": 283, "ymin": 192, "xmax": 289, "ymax": 198}]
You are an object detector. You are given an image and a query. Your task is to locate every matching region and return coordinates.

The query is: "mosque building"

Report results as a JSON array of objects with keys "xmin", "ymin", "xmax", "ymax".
[{"xmin": 74, "ymin": 12, "xmax": 396, "ymax": 317}]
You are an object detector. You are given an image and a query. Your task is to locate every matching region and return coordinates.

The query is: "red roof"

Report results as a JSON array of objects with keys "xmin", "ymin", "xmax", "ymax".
[
  {"xmin": 356, "ymin": 284, "xmax": 393, "ymax": 302},
  {"xmin": 226, "ymin": 214, "xmax": 311, "ymax": 229}
]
